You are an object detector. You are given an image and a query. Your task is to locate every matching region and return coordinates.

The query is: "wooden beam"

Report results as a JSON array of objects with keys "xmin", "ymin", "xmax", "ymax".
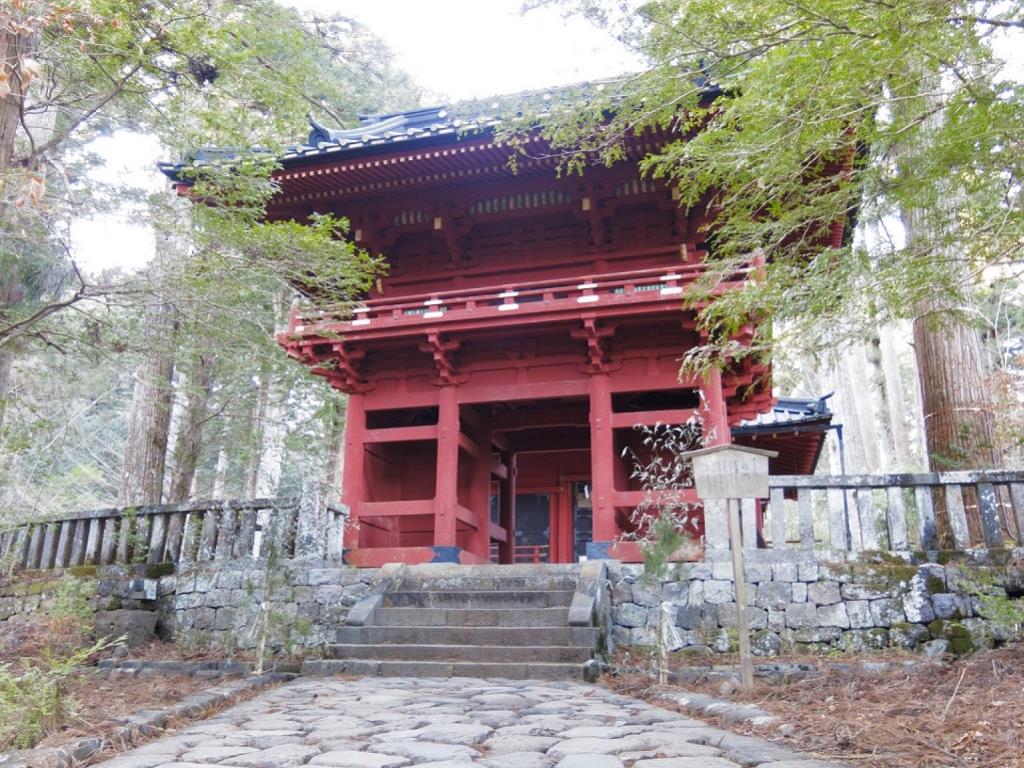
[
  {"xmin": 489, "ymin": 406, "xmax": 590, "ymax": 432},
  {"xmin": 455, "ymin": 504, "xmax": 479, "ymax": 529},
  {"xmin": 364, "ymin": 425, "xmax": 438, "ymax": 444},
  {"xmin": 613, "ymin": 489, "xmax": 700, "ymax": 508},
  {"xmin": 509, "ymin": 429, "xmax": 590, "ymax": 454},
  {"xmin": 489, "ymin": 522, "xmax": 508, "ymax": 543},
  {"xmin": 611, "ymin": 408, "xmax": 700, "ymax": 429},
  {"xmin": 490, "ymin": 455, "xmax": 508, "ymax": 480},
  {"xmin": 360, "ymin": 500, "xmax": 435, "ymax": 518},
  {"xmin": 458, "ymin": 431, "xmax": 481, "ymax": 458}
]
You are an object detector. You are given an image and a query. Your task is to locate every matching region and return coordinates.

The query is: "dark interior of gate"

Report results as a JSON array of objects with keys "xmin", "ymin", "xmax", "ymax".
[{"xmin": 262, "ymin": 104, "xmax": 830, "ymax": 567}]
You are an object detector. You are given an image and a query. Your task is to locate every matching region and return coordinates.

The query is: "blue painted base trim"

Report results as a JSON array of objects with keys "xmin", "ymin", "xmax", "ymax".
[
  {"xmin": 430, "ymin": 545, "xmax": 464, "ymax": 563},
  {"xmin": 586, "ymin": 540, "xmax": 614, "ymax": 560}
]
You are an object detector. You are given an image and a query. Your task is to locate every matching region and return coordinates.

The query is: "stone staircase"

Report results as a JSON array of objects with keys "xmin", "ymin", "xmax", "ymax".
[{"xmin": 302, "ymin": 563, "xmax": 606, "ymax": 680}]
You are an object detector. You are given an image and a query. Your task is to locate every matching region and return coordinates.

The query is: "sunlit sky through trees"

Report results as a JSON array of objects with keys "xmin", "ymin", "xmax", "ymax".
[{"xmin": 70, "ymin": 0, "xmax": 639, "ymax": 273}]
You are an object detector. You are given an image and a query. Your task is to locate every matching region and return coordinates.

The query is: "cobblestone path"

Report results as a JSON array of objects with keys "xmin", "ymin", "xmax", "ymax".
[{"xmin": 94, "ymin": 677, "xmax": 840, "ymax": 768}]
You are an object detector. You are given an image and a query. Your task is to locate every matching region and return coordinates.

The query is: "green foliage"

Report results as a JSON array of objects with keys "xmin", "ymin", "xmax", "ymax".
[
  {"xmin": 1, "ymin": 1, "xmax": 421, "ymax": 516},
  {"xmin": 639, "ymin": 513, "xmax": 688, "ymax": 583},
  {"xmin": 0, "ymin": 635, "xmax": 120, "ymax": 749},
  {"xmin": 621, "ymin": 421, "xmax": 705, "ymax": 582},
  {"xmin": 509, "ymin": 0, "xmax": 1024, "ymax": 362},
  {"xmin": 48, "ymin": 576, "xmax": 96, "ymax": 626}
]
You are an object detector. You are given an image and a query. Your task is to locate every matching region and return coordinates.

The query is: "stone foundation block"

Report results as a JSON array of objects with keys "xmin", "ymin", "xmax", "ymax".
[
  {"xmin": 816, "ymin": 603, "xmax": 850, "ymax": 628},
  {"xmin": 846, "ymin": 600, "xmax": 873, "ymax": 628},
  {"xmin": 704, "ymin": 580, "xmax": 734, "ymax": 604},
  {"xmin": 807, "ymin": 581, "xmax": 841, "ymax": 605},
  {"xmin": 869, "ymin": 598, "xmax": 905, "ymax": 627},
  {"xmin": 771, "ymin": 562, "xmax": 798, "ymax": 582},
  {"xmin": 94, "ymin": 609, "xmax": 157, "ymax": 647},
  {"xmin": 784, "ymin": 602, "xmax": 817, "ymax": 629},
  {"xmin": 756, "ymin": 582, "xmax": 791, "ymax": 611}
]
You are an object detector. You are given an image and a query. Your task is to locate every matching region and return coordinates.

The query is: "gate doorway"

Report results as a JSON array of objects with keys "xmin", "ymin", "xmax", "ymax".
[{"xmin": 501, "ymin": 477, "xmax": 593, "ymax": 564}]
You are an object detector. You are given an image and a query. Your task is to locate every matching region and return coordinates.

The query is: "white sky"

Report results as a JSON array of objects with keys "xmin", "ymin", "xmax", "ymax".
[{"xmin": 71, "ymin": 1, "xmax": 638, "ymax": 273}]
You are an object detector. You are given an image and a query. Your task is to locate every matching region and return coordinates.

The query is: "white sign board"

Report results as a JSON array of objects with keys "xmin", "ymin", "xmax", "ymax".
[{"xmin": 686, "ymin": 444, "xmax": 777, "ymax": 500}]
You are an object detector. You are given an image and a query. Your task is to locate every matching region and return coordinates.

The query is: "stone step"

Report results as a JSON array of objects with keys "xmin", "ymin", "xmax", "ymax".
[
  {"xmin": 384, "ymin": 589, "xmax": 576, "ymax": 608},
  {"xmin": 325, "ymin": 643, "xmax": 594, "ymax": 663},
  {"xmin": 372, "ymin": 606, "xmax": 568, "ymax": 627},
  {"xmin": 399, "ymin": 563, "xmax": 582, "ymax": 579},
  {"xmin": 301, "ymin": 658, "xmax": 596, "ymax": 681},
  {"xmin": 335, "ymin": 625, "xmax": 600, "ymax": 647},
  {"xmin": 396, "ymin": 575, "xmax": 580, "ymax": 592}
]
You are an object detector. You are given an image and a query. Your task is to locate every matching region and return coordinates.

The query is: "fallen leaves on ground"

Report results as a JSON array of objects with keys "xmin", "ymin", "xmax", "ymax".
[
  {"xmin": 609, "ymin": 644, "xmax": 1024, "ymax": 768},
  {"xmin": 34, "ymin": 672, "xmax": 209, "ymax": 749}
]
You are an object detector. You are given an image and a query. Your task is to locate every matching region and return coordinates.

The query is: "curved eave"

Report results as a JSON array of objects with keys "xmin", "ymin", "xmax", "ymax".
[{"xmin": 157, "ymin": 122, "xmax": 495, "ymax": 189}]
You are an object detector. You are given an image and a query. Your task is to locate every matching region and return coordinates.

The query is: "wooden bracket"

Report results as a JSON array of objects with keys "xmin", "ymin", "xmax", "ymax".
[
  {"xmin": 420, "ymin": 332, "xmax": 467, "ymax": 386},
  {"xmin": 433, "ymin": 206, "xmax": 472, "ymax": 267},
  {"xmin": 578, "ymin": 181, "xmax": 608, "ymax": 251},
  {"xmin": 571, "ymin": 317, "xmax": 617, "ymax": 374},
  {"xmin": 308, "ymin": 343, "xmax": 371, "ymax": 394}
]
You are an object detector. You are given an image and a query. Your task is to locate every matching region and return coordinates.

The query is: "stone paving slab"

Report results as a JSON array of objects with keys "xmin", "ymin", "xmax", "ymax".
[{"xmin": 88, "ymin": 677, "xmax": 843, "ymax": 768}]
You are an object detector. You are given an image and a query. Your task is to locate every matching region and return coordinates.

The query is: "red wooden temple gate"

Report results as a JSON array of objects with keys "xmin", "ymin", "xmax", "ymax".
[{"xmin": 163, "ymin": 102, "xmax": 830, "ymax": 567}]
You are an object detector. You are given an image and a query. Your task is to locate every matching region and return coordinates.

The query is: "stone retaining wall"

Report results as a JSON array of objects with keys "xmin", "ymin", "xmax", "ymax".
[
  {"xmin": 159, "ymin": 560, "xmax": 378, "ymax": 651},
  {"xmin": 0, "ymin": 560, "xmax": 381, "ymax": 654},
  {"xmin": 2, "ymin": 549, "xmax": 1021, "ymax": 659},
  {"xmin": 608, "ymin": 549, "xmax": 1024, "ymax": 656}
]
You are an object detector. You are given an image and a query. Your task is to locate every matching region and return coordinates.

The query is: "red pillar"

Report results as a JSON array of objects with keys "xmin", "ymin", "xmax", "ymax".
[
  {"xmin": 702, "ymin": 368, "xmax": 730, "ymax": 446},
  {"xmin": 589, "ymin": 373, "xmax": 618, "ymax": 548},
  {"xmin": 497, "ymin": 451, "xmax": 516, "ymax": 564},
  {"xmin": 554, "ymin": 482, "xmax": 575, "ymax": 564},
  {"xmin": 341, "ymin": 393, "xmax": 366, "ymax": 549},
  {"xmin": 433, "ymin": 385, "xmax": 459, "ymax": 548},
  {"xmin": 466, "ymin": 413, "xmax": 491, "ymax": 560}
]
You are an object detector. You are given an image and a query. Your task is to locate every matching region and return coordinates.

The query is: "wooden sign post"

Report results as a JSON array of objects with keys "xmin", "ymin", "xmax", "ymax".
[{"xmin": 685, "ymin": 444, "xmax": 777, "ymax": 690}]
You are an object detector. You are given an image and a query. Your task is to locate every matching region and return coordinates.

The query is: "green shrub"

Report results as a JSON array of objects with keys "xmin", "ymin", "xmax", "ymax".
[
  {"xmin": 0, "ymin": 636, "xmax": 118, "ymax": 749},
  {"xmin": 49, "ymin": 576, "xmax": 96, "ymax": 626}
]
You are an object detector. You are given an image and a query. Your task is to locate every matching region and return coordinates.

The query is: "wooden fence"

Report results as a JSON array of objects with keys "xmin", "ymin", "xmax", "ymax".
[
  {"xmin": 706, "ymin": 470, "xmax": 1024, "ymax": 552},
  {"xmin": 0, "ymin": 493, "xmax": 349, "ymax": 573}
]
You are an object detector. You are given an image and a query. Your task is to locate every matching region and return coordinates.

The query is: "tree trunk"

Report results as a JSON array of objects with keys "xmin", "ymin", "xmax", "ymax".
[
  {"xmin": 894, "ymin": 72, "xmax": 1001, "ymax": 480},
  {"xmin": 118, "ymin": 301, "xmax": 177, "ymax": 506},
  {"xmin": 912, "ymin": 302, "xmax": 999, "ymax": 470},
  {"xmin": 246, "ymin": 363, "xmax": 286, "ymax": 498},
  {"xmin": 0, "ymin": 346, "xmax": 11, "ymax": 437},
  {"xmin": 323, "ymin": 394, "xmax": 347, "ymax": 492},
  {"xmin": 0, "ymin": 24, "xmax": 29, "ymax": 175},
  {"xmin": 213, "ymin": 441, "xmax": 230, "ymax": 498},
  {"xmin": 0, "ymin": 11, "xmax": 42, "ymax": 216},
  {"xmin": 167, "ymin": 353, "xmax": 214, "ymax": 502}
]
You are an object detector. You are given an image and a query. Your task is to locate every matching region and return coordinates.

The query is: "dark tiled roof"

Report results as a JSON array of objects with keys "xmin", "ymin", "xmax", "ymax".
[
  {"xmin": 159, "ymin": 77, "xmax": 639, "ymax": 178},
  {"xmin": 733, "ymin": 394, "xmax": 834, "ymax": 434},
  {"xmin": 286, "ymin": 105, "xmax": 491, "ymax": 161}
]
